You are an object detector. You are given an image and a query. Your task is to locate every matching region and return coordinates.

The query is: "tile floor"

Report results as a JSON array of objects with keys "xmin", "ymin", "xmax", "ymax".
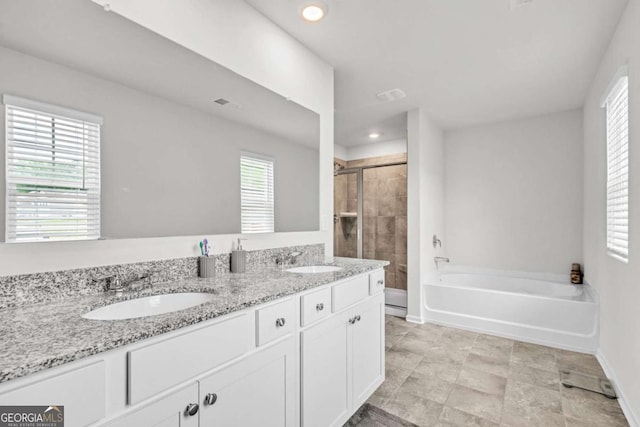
[{"xmin": 357, "ymin": 315, "xmax": 630, "ymax": 427}]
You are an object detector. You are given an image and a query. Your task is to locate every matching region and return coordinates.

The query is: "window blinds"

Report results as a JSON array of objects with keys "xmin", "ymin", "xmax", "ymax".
[
  {"xmin": 4, "ymin": 95, "xmax": 101, "ymax": 242},
  {"xmin": 240, "ymin": 153, "xmax": 274, "ymax": 234},
  {"xmin": 605, "ymin": 75, "xmax": 629, "ymax": 261}
]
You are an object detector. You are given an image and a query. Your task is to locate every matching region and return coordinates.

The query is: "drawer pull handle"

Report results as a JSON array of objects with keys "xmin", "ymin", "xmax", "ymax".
[
  {"xmin": 377, "ymin": 280, "xmax": 384, "ymax": 286},
  {"xmin": 186, "ymin": 403, "xmax": 199, "ymax": 416},
  {"xmin": 205, "ymin": 393, "xmax": 218, "ymax": 406},
  {"xmin": 275, "ymin": 317, "xmax": 286, "ymax": 327},
  {"xmin": 316, "ymin": 303, "xmax": 324, "ymax": 311},
  {"xmin": 349, "ymin": 315, "xmax": 361, "ymax": 325}
]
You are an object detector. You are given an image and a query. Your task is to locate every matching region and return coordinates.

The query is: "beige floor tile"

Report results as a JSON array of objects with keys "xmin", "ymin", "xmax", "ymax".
[
  {"xmin": 386, "ymin": 322, "xmax": 413, "ymax": 348},
  {"xmin": 395, "ymin": 372, "xmax": 455, "ymax": 404},
  {"xmin": 465, "ymin": 353, "xmax": 510, "ymax": 377},
  {"xmin": 508, "ymin": 362, "xmax": 560, "ymax": 391},
  {"xmin": 504, "ymin": 379, "xmax": 562, "ymax": 414},
  {"xmin": 470, "ymin": 335, "xmax": 513, "ymax": 363},
  {"xmin": 438, "ymin": 329, "xmax": 478, "ymax": 351},
  {"xmin": 510, "ymin": 342, "xmax": 557, "ymax": 372},
  {"xmin": 386, "ymin": 348, "xmax": 424, "ymax": 371},
  {"xmin": 413, "ymin": 357, "xmax": 464, "ymax": 384},
  {"xmin": 373, "ymin": 365, "xmax": 413, "ymax": 402},
  {"xmin": 406, "ymin": 325, "xmax": 444, "ymax": 342},
  {"xmin": 445, "ymin": 384, "xmax": 503, "ymax": 424},
  {"xmin": 383, "ymin": 391, "xmax": 444, "ymax": 427},
  {"xmin": 435, "ymin": 406, "xmax": 499, "ymax": 427},
  {"xmin": 556, "ymin": 349, "xmax": 606, "ymax": 377},
  {"xmin": 561, "ymin": 384, "xmax": 628, "ymax": 426},
  {"xmin": 456, "ymin": 368, "xmax": 507, "ymax": 396},
  {"xmin": 394, "ymin": 335, "xmax": 439, "ymax": 356},
  {"xmin": 500, "ymin": 402, "xmax": 565, "ymax": 427}
]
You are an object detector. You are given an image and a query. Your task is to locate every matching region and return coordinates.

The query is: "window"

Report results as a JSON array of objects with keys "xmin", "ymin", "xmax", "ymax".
[
  {"xmin": 603, "ymin": 69, "xmax": 629, "ymax": 262},
  {"xmin": 240, "ymin": 152, "xmax": 274, "ymax": 233},
  {"xmin": 3, "ymin": 95, "xmax": 101, "ymax": 242}
]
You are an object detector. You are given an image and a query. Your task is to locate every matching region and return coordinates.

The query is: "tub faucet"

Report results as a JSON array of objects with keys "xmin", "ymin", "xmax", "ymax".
[{"xmin": 434, "ymin": 256, "xmax": 450, "ymax": 269}]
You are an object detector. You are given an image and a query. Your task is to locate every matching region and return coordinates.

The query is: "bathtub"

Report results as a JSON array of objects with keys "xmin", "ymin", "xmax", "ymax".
[{"xmin": 423, "ymin": 270, "xmax": 599, "ymax": 352}]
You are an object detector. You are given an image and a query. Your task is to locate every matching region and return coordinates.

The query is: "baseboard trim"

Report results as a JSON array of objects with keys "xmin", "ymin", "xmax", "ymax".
[
  {"xmin": 405, "ymin": 314, "xmax": 424, "ymax": 325},
  {"xmin": 384, "ymin": 306, "xmax": 407, "ymax": 317},
  {"xmin": 596, "ymin": 350, "xmax": 639, "ymax": 427}
]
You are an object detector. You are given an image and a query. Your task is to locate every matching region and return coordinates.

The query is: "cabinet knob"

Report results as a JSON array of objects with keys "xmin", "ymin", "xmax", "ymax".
[
  {"xmin": 275, "ymin": 317, "xmax": 286, "ymax": 327},
  {"xmin": 205, "ymin": 393, "xmax": 218, "ymax": 406},
  {"xmin": 377, "ymin": 280, "xmax": 384, "ymax": 286},
  {"xmin": 186, "ymin": 403, "xmax": 199, "ymax": 416},
  {"xmin": 316, "ymin": 303, "xmax": 324, "ymax": 311},
  {"xmin": 356, "ymin": 315, "xmax": 361, "ymax": 322}
]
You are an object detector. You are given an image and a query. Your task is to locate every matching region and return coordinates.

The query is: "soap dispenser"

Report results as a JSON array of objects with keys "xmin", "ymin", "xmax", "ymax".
[{"xmin": 231, "ymin": 238, "xmax": 247, "ymax": 273}]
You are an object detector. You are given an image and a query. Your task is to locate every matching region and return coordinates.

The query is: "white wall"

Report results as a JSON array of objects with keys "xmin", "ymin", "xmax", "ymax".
[
  {"xmin": 407, "ymin": 109, "xmax": 445, "ymax": 323},
  {"xmin": 583, "ymin": 0, "xmax": 640, "ymax": 423},
  {"xmin": 335, "ymin": 139, "xmax": 407, "ymax": 161},
  {"xmin": 444, "ymin": 110, "xmax": 584, "ymax": 275},
  {"xmin": 0, "ymin": 0, "xmax": 334, "ymax": 275}
]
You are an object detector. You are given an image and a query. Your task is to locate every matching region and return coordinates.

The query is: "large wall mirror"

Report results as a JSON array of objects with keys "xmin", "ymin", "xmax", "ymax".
[{"xmin": 0, "ymin": 0, "xmax": 320, "ymax": 243}]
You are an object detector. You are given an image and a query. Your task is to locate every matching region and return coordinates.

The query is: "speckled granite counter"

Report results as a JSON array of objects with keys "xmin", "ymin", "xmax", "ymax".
[{"xmin": 0, "ymin": 257, "xmax": 387, "ymax": 384}]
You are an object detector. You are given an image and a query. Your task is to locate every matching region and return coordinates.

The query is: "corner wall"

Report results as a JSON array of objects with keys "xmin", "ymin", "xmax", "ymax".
[
  {"xmin": 0, "ymin": 0, "xmax": 334, "ymax": 275},
  {"xmin": 444, "ymin": 109, "xmax": 584, "ymax": 274},
  {"xmin": 407, "ymin": 109, "xmax": 445, "ymax": 322},
  {"xmin": 583, "ymin": 0, "xmax": 640, "ymax": 423}
]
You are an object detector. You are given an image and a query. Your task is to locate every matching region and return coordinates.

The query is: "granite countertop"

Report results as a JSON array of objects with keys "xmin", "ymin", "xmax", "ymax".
[{"xmin": 0, "ymin": 257, "xmax": 388, "ymax": 384}]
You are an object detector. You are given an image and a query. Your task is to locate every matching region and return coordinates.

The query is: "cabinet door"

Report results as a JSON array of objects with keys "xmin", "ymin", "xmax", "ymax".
[
  {"xmin": 301, "ymin": 310, "xmax": 350, "ymax": 427},
  {"xmin": 105, "ymin": 383, "xmax": 198, "ymax": 427},
  {"xmin": 199, "ymin": 339, "xmax": 295, "ymax": 427},
  {"xmin": 352, "ymin": 294, "xmax": 385, "ymax": 408}
]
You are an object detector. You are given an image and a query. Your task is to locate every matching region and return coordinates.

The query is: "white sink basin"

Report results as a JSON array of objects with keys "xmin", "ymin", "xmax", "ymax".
[
  {"xmin": 82, "ymin": 293, "xmax": 216, "ymax": 320},
  {"xmin": 286, "ymin": 265, "xmax": 342, "ymax": 274}
]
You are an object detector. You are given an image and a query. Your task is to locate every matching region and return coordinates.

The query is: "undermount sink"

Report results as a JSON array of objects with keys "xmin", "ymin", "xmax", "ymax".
[
  {"xmin": 82, "ymin": 293, "xmax": 216, "ymax": 321},
  {"xmin": 286, "ymin": 265, "xmax": 342, "ymax": 274}
]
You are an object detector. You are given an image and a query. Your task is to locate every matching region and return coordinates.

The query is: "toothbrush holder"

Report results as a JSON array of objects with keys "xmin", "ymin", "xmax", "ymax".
[{"xmin": 199, "ymin": 256, "xmax": 216, "ymax": 278}]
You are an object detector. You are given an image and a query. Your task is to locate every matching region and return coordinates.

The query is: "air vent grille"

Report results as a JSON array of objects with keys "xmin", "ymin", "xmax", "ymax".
[
  {"xmin": 375, "ymin": 88, "xmax": 406, "ymax": 102},
  {"xmin": 214, "ymin": 98, "xmax": 230, "ymax": 105}
]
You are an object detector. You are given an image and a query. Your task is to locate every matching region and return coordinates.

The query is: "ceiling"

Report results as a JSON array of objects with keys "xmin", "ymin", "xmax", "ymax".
[
  {"xmin": 0, "ymin": 0, "xmax": 319, "ymax": 148},
  {"xmin": 246, "ymin": 0, "xmax": 629, "ymax": 146}
]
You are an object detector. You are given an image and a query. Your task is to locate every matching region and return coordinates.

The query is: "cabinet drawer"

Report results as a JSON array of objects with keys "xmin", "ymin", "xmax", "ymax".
[
  {"xmin": 332, "ymin": 275, "xmax": 369, "ymax": 312},
  {"xmin": 0, "ymin": 361, "xmax": 105, "ymax": 427},
  {"xmin": 369, "ymin": 269, "xmax": 385, "ymax": 295},
  {"xmin": 301, "ymin": 287, "xmax": 331, "ymax": 326},
  {"xmin": 256, "ymin": 298, "xmax": 295, "ymax": 346},
  {"xmin": 128, "ymin": 314, "xmax": 249, "ymax": 404}
]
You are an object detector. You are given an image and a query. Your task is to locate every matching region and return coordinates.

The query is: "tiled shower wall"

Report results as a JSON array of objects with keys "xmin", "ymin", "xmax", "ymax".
[{"xmin": 334, "ymin": 154, "xmax": 407, "ymax": 290}]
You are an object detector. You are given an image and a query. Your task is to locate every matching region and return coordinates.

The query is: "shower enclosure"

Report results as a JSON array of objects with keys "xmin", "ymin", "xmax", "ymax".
[{"xmin": 334, "ymin": 156, "xmax": 407, "ymax": 310}]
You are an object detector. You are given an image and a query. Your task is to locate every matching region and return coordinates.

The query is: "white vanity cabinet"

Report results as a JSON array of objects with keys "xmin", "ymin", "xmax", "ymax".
[
  {"xmin": 301, "ymin": 278, "xmax": 385, "ymax": 427},
  {"xmin": 0, "ymin": 268, "xmax": 386, "ymax": 427},
  {"xmin": 198, "ymin": 338, "xmax": 295, "ymax": 426},
  {"xmin": 105, "ymin": 383, "xmax": 199, "ymax": 427}
]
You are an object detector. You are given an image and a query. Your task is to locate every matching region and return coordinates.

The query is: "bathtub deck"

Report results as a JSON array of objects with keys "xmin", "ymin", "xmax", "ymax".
[{"xmin": 351, "ymin": 315, "xmax": 629, "ymax": 427}]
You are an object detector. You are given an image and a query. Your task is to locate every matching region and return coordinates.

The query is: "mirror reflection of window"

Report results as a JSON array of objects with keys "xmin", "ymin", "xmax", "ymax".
[
  {"xmin": 3, "ymin": 95, "xmax": 101, "ymax": 243},
  {"xmin": 240, "ymin": 152, "xmax": 274, "ymax": 234}
]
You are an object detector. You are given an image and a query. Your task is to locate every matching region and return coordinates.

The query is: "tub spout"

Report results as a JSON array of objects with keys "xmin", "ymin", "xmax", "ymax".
[{"xmin": 434, "ymin": 256, "xmax": 450, "ymax": 269}]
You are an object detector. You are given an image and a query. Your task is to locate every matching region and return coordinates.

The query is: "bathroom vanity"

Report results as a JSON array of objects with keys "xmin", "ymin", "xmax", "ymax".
[{"xmin": 0, "ymin": 259, "xmax": 386, "ymax": 427}]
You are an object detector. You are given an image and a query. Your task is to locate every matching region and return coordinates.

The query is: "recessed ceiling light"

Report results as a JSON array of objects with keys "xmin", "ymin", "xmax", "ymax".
[
  {"xmin": 369, "ymin": 132, "xmax": 381, "ymax": 139},
  {"xmin": 300, "ymin": 2, "xmax": 327, "ymax": 22}
]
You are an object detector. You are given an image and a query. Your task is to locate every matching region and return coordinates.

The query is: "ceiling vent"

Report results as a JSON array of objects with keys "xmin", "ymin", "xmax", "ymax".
[
  {"xmin": 376, "ymin": 88, "xmax": 406, "ymax": 103},
  {"xmin": 510, "ymin": 0, "xmax": 533, "ymax": 9},
  {"xmin": 214, "ymin": 98, "xmax": 230, "ymax": 106}
]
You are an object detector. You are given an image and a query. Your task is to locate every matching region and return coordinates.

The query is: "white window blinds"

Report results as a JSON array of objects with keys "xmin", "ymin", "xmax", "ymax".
[
  {"xmin": 4, "ymin": 95, "xmax": 102, "ymax": 243},
  {"xmin": 604, "ymin": 74, "xmax": 629, "ymax": 262},
  {"xmin": 240, "ymin": 153, "xmax": 274, "ymax": 234}
]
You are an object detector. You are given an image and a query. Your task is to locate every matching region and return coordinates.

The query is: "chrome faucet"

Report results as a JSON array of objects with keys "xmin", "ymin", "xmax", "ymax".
[
  {"xmin": 93, "ymin": 270, "xmax": 156, "ymax": 294},
  {"xmin": 275, "ymin": 251, "xmax": 303, "ymax": 266},
  {"xmin": 434, "ymin": 256, "xmax": 450, "ymax": 269}
]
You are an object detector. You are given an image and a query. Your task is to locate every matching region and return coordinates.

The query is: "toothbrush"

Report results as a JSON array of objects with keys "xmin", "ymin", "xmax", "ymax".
[
  {"xmin": 203, "ymin": 238, "xmax": 209, "ymax": 257},
  {"xmin": 199, "ymin": 241, "xmax": 204, "ymax": 256}
]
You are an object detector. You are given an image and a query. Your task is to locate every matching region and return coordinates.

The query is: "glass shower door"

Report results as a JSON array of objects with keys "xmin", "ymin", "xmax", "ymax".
[{"xmin": 334, "ymin": 170, "xmax": 359, "ymax": 258}]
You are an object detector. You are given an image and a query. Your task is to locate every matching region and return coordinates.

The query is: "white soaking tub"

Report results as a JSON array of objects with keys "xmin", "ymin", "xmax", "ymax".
[{"xmin": 423, "ymin": 269, "xmax": 598, "ymax": 352}]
